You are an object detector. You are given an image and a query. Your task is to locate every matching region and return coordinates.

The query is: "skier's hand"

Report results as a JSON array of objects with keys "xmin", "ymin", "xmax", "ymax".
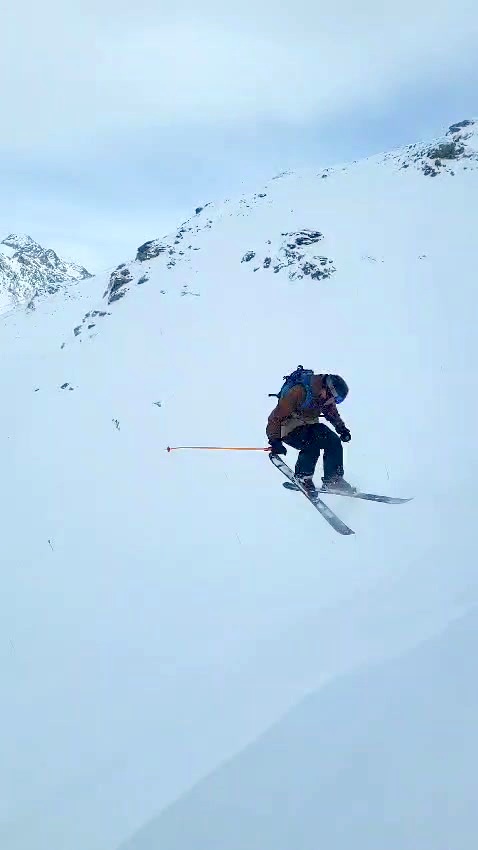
[
  {"xmin": 340, "ymin": 429, "xmax": 351, "ymax": 443},
  {"xmin": 269, "ymin": 439, "xmax": 287, "ymax": 456}
]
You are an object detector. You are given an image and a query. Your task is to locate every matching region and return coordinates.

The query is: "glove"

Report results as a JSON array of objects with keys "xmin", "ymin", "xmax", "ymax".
[
  {"xmin": 340, "ymin": 429, "xmax": 351, "ymax": 443},
  {"xmin": 269, "ymin": 439, "xmax": 287, "ymax": 456}
]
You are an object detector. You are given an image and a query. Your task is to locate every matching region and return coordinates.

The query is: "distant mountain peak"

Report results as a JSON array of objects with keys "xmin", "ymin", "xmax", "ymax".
[
  {"xmin": 1, "ymin": 233, "xmax": 41, "ymax": 252},
  {"xmin": 0, "ymin": 233, "xmax": 92, "ymax": 313}
]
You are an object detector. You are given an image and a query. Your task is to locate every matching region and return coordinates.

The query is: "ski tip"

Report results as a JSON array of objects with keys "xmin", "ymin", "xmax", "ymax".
[{"xmin": 377, "ymin": 496, "xmax": 413, "ymax": 504}]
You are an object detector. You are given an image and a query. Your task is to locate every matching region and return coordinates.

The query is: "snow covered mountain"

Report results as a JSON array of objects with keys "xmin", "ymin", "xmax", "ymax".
[
  {"xmin": 0, "ymin": 119, "xmax": 477, "ymax": 850},
  {"xmin": 0, "ymin": 233, "xmax": 92, "ymax": 311}
]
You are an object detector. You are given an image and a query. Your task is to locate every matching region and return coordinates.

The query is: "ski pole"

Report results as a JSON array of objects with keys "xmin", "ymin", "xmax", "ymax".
[{"xmin": 166, "ymin": 445, "xmax": 271, "ymax": 452}]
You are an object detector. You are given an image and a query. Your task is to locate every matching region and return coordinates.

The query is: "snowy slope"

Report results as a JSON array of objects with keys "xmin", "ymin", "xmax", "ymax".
[
  {"xmin": 0, "ymin": 233, "xmax": 92, "ymax": 311},
  {"xmin": 120, "ymin": 607, "xmax": 478, "ymax": 850},
  {"xmin": 0, "ymin": 119, "xmax": 477, "ymax": 850}
]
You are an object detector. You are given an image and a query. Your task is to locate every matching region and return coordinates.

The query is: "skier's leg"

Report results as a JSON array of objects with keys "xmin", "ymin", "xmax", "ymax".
[
  {"xmin": 284, "ymin": 426, "xmax": 322, "ymax": 477},
  {"xmin": 314, "ymin": 424, "xmax": 344, "ymax": 480}
]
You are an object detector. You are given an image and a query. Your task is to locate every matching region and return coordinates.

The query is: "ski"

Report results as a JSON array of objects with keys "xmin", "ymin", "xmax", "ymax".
[
  {"xmin": 270, "ymin": 454, "xmax": 355, "ymax": 536},
  {"xmin": 282, "ymin": 481, "xmax": 412, "ymax": 504}
]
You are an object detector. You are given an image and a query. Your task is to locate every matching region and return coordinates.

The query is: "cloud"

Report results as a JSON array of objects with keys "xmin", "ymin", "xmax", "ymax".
[{"xmin": 2, "ymin": 0, "xmax": 478, "ymax": 157}]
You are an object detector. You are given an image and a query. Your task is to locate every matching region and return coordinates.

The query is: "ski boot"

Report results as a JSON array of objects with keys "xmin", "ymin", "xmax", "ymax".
[
  {"xmin": 321, "ymin": 475, "xmax": 356, "ymax": 495},
  {"xmin": 295, "ymin": 474, "xmax": 318, "ymax": 496}
]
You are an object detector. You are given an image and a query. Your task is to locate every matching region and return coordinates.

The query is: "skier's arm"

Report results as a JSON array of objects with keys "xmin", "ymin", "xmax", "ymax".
[
  {"xmin": 323, "ymin": 402, "xmax": 349, "ymax": 437},
  {"xmin": 266, "ymin": 387, "xmax": 303, "ymax": 440}
]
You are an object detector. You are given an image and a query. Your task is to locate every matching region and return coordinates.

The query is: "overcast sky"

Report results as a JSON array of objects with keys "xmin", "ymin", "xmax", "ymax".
[{"xmin": 2, "ymin": 0, "xmax": 477, "ymax": 271}]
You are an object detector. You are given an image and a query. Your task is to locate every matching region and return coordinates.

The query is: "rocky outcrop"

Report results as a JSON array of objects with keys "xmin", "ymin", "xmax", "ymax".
[
  {"xmin": 447, "ymin": 119, "xmax": 474, "ymax": 136},
  {"xmin": 284, "ymin": 229, "xmax": 323, "ymax": 247},
  {"xmin": 242, "ymin": 230, "xmax": 336, "ymax": 283},
  {"xmin": 427, "ymin": 141, "xmax": 465, "ymax": 161},
  {"xmin": 136, "ymin": 240, "xmax": 168, "ymax": 262},
  {"xmin": 241, "ymin": 251, "xmax": 256, "ymax": 263},
  {"xmin": 136, "ymin": 225, "xmax": 194, "ymax": 263},
  {"xmin": 105, "ymin": 265, "xmax": 134, "ymax": 303},
  {"xmin": 387, "ymin": 118, "xmax": 478, "ymax": 177}
]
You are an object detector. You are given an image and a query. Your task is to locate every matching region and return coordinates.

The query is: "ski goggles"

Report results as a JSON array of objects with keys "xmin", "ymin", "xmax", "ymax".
[{"xmin": 325, "ymin": 375, "xmax": 344, "ymax": 405}]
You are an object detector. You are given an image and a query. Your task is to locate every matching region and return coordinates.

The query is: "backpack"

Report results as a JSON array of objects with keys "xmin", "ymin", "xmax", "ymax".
[{"xmin": 269, "ymin": 365, "xmax": 316, "ymax": 410}]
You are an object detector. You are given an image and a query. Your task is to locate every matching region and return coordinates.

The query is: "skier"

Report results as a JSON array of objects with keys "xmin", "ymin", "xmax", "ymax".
[{"xmin": 267, "ymin": 370, "xmax": 354, "ymax": 494}]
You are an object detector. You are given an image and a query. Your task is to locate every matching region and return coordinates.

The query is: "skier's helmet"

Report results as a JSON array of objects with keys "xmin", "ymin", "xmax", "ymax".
[{"xmin": 325, "ymin": 374, "xmax": 349, "ymax": 404}]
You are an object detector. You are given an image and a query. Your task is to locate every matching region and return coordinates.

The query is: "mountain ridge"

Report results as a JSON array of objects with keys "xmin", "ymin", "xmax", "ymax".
[{"xmin": 96, "ymin": 117, "xmax": 477, "ymax": 309}]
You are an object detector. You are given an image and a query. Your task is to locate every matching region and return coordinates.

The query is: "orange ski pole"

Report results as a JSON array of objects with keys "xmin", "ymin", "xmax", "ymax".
[{"xmin": 166, "ymin": 445, "xmax": 271, "ymax": 452}]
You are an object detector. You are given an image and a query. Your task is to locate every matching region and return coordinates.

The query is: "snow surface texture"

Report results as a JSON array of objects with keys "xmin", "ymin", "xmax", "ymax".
[
  {"xmin": 0, "ymin": 233, "xmax": 91, "ymax": 313},
  {"xmin": 121, "ymin": 610, "xmax": 478, "ymax": 850},
  {"xmin": 0, "ymin": 120, "xmax": 477, "ymax": 850}
]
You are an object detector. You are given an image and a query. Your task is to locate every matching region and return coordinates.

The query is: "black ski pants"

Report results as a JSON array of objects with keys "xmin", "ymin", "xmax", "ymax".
[{"xmin": 283, "ymin": 423, "xmax": 344, "ymax": 479}]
